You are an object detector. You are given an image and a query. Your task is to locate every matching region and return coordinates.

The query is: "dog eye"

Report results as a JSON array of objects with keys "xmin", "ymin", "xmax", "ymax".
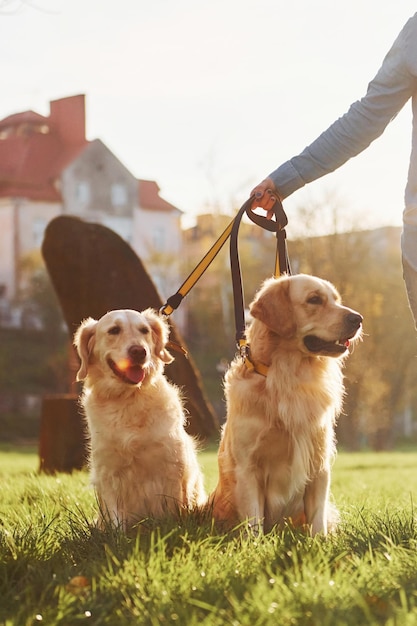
[
  {"xmin": 108, "ymin": 325, "xmax": 121, "ymax": 335},
  {"xmin": 139, "ymin": 326, "xmax": 150, "ymax": 335},
  {"xmin": 307, "ymin": 295, "xmax": 323, "ymax": 305}
]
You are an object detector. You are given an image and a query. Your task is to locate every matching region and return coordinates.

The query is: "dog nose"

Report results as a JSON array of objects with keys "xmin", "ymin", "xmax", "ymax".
[
  {"xmin": 346, "ymin": 312, "xmax": 363, "ymax": 330},
  {"xmin": 128, "ymin": 345, "xmax": 147, "ymax": 363}
]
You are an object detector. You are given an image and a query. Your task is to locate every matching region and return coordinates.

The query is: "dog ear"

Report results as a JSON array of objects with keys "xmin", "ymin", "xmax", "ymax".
[
  {"xmin": 142, "ymin": 308, "xmax": 174, "ymax": 364},
  {"xmin": 249, "ymin": 277, "xmax": 296, "ymax": 338},
  {"xmin": 73, "ymin": 317, "xmax": 98, "ymax": 381}
]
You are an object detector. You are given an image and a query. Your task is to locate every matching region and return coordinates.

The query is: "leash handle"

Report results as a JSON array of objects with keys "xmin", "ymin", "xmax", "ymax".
[
  {"xmin": 245, "ymin": 199, "xmax": 291, "ymax": 278},
  {"xmin": 245, "ymin": 198, "xmax": 288, "ymax": 231}
]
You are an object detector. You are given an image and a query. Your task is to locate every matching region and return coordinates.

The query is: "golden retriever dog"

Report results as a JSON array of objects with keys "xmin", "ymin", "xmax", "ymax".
[
  {"xmin": 210, "ymin": 274, "xmax": 362, "ymax": 535},
  {"xmin": 73, "ymin": 308, "xmax": 206, "ymax": 529}
]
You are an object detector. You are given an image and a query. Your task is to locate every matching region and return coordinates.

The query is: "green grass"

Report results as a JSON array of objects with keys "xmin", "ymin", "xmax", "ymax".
[{"xmin": 1, "ymin": 446, "xmax": 417, "ymax": 625}]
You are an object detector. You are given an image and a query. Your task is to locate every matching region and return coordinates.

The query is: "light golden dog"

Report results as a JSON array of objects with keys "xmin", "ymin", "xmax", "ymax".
[
  {"xmin": 210, "ymin": 274, "xmax": 362, "ymax": 535},
  {"xmin": 74, "ymin": 308, "xmax": 206, "ymax": 529}
]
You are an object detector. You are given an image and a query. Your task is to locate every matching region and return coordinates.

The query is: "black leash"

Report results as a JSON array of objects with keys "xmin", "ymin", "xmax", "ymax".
[
  {"xmin": 161, "ymin": 196, "xmax": 291, "ymax": 358},
  {"xmin": 230, "ymin": 197, "xmax": 291, "ymax": 352}
]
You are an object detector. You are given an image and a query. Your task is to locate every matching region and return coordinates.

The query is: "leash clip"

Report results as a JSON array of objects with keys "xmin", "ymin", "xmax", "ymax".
[{"xmin": 237, "ymin": 338, "xmax": 249, "ymax": 360}]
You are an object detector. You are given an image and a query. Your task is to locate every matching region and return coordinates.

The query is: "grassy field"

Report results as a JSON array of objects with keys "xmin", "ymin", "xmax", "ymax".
[{"xmin": 1, "ymin": 445, "xmax": 417, "ymax": 625}]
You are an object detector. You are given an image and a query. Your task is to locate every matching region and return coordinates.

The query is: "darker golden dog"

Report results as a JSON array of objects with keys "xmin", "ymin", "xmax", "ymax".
[{"xmin": 210, "ymin": 274, "xmax": 362, "ymax": 535}]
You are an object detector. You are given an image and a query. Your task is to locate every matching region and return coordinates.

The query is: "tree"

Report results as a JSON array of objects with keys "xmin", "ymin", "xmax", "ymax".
[{"xmin": 184, "ymin": 195, "xmax": 417, "ymax": 447}]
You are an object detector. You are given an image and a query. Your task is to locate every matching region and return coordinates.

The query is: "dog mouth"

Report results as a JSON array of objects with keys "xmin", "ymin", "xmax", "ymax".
[
  {"xmin": 303, "ymin": 335, "xmax": 351, "ymax": 355},
  {"xmin": 303, "ymin": 311, "xmax": 362, "ymax": 356},
  {"xmin": 107, "ymin": 358, "xmax": 146, "ymax": 385}
]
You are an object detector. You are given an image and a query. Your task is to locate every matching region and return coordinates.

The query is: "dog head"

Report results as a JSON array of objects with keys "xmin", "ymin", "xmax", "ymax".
[
  {"xmin": 249, "ymin": 274, "xmax": 362, "ymax": 357},
  {"xmin": 73, "ymin": 308, "xmax": 174, "ymax": 386}
]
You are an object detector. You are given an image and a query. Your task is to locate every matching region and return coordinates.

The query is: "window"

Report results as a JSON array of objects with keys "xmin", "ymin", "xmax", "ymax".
[
  {"xmin": 76, "ymin": 181, "xmax": 90, "ymax": 205},
  {"xmin": 111, "ymin": 183, "xmax": 128, "ymax": 207}
]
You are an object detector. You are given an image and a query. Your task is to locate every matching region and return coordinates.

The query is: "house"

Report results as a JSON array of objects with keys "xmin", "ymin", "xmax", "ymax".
[{"xmin": 0, "ymin": 94, "xmax": 184, "ymax": 326}]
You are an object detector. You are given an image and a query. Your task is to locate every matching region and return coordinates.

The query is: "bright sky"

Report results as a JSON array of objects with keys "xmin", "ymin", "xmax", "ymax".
[{"xmin": 1, "ymin": 0, "xmax": 416, "ymax": 233}]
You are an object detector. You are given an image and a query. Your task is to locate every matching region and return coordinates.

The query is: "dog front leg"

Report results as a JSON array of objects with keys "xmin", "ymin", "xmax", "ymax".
[
  {"xmin": 235, "ymin": 473, "xmax": 264, "ymax": 534},
  {"xmin": 303, "ymin": 468, "xmax": 330, "ymax": 536}
]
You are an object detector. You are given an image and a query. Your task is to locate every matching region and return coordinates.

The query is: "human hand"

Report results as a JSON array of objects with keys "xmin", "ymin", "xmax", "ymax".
[{"xmin": 250, "ymin": 178, "xmax": 280, "ymax": 219}]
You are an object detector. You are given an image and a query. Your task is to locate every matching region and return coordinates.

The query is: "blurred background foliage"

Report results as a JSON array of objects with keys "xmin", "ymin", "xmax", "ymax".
[{"xmin": 1, "ymin": 201, "xmax": 416, "ymax": 450}]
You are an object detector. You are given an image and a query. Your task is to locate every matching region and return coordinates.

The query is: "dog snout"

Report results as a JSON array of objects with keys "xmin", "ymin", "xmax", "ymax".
[
  {"xmin": 128, "ymin": 344, "xmax": 147, "ymax": 364},
  {"xmin": 345, "ymin": 311, "xmax": 363, "ymax": 333}
]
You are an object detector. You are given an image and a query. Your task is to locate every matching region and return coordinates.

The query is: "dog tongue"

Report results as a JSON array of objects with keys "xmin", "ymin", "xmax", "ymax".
[
  {"xmin": 125, "ymin": 366, "xmax": 145, "ymax": 385},
  {"xmin": 345, "ymin": 339, "xmax": 350, "ymax": 347}
]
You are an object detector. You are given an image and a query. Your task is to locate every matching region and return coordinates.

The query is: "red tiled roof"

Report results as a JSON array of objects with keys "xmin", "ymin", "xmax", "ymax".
[
  {"xmin": 0, "ymin": 96, "xmax": 88, "ymax": 202},
  {"xmin": 138, "ymin": 179, "xmax": 182, "ymax": 214},
  {"xmin": 0, "ymin": 110, "xmax": 48, "ymax": 129},
  {"xmin": 0, "ymin": 131, "xmax": 87, "ymax": 201}
]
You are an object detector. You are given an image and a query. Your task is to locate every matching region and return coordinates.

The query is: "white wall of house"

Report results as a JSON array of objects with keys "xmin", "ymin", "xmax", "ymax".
[
  {"xmin": 0, "ymin": 200, "xmax": 15, "ymax": 299},
  {"xmin": 0, "ymin": 198, "xmax": 62, "ymax": 299},
  {"xmin": 16, "ymin": 199, "xmax": 62, "ymax": 258},
  {"xmin": 103, "ymin": 216, "xmax": 134, "ymax": 246}
]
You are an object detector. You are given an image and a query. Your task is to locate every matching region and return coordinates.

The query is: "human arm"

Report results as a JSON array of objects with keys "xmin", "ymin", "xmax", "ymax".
[{"xmin": 252, "ymin": 14, "xmax": 417, "ymax": 209}]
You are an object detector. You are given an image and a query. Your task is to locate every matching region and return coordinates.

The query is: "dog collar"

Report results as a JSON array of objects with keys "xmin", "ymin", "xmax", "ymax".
[{"xmin": 244, "ymin": 355, "xmax": 269, "ymax": 377}]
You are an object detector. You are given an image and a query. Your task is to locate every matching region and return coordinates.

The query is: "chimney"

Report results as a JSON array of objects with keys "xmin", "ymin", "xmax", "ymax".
[{"xmin": 49, "ymin": 94, "xmax": 86, "ymax": 145}]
